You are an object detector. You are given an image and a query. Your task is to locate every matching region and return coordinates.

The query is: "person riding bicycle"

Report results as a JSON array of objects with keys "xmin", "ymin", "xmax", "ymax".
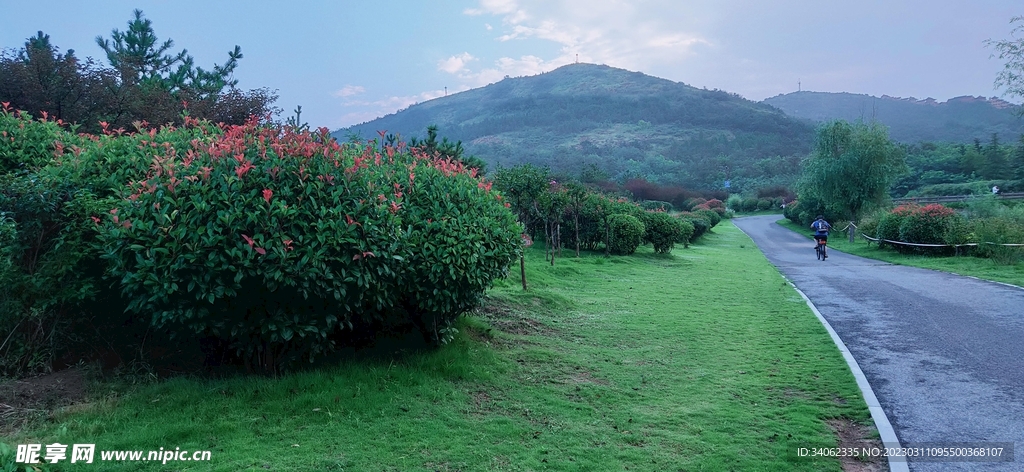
[{"xmin": 811, "ymin": 215, "xmax": 831, "ymax": 252}]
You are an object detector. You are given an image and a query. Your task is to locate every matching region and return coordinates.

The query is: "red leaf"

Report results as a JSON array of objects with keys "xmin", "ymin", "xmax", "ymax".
[{"xmin": 255, "ymin": 247, "xmax": 266, "ymax": 255}]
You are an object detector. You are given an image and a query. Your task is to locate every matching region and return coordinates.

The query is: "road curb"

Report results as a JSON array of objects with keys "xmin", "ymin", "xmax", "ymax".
[
  {"xmin": 732, "ymin": 221, "xmax": 909, "ymax": 472},
  {"xmin": 788, "ymin": 282, "xmax": 908, "ymax": 472}
]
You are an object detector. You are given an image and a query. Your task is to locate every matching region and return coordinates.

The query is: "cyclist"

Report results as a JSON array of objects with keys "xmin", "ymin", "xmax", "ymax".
[{"xmin": 811, "ymin": 215, "xmax": 831, "ymax": 257}]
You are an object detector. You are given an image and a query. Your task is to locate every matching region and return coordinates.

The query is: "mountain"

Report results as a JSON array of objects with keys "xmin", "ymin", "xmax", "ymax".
[
  {"xmin": 763, "ymin": 91, "xmax": 1024, "ymax": 144},
  {"xmin": 335, "ymin": 64, "xmax": 814, "ymax": 191}
]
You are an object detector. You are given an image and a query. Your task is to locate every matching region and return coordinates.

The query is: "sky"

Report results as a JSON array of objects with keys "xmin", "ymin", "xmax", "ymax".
[{"xmin": 2, "ymin": 1, "xmax": 1021, "ymax": 130}]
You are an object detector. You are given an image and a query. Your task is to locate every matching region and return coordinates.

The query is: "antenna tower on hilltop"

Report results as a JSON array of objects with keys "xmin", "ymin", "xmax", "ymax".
[
  {"xmin": 575, "ymin": 54, "xmax": 579, "ymax": 64},
  {"xmin": 798, "ymin": 79, "xmax": 801, "ymax": 92}
]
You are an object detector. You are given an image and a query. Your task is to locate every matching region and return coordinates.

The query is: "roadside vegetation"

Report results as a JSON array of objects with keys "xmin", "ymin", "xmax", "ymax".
[
  {"xmin": 2, "ymin": 223, "xmax": 876, "ymax": 471},
  {"xmin": 776, "ymin": 218, "xmax": 1024, "ymax": 288}
]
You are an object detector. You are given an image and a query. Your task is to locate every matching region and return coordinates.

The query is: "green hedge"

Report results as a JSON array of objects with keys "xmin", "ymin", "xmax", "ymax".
[
  {"xmin": 641, "ymin": 211, "xmax": 685, "ymax": 254},
  {"xmin": 607, "ymin": 214, "xmax": 645, "ymax": 255},
  {"xmin": 97, "ymin": 122, "xmax": 521, "ymax": 368}
]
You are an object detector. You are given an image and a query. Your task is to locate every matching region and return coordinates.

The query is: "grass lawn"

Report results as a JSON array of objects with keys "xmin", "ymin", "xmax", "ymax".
[
  {"xmin": 3, "ymin": 221, "xmax": 873, "ymax": 471},
  {"xmin": 776, "ymin": 218, "xmax": 1024, "ymax": 288}
]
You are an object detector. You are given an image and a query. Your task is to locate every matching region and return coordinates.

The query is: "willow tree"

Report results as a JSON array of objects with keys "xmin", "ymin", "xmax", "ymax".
[{"xmin": 799, "ymin": 120, "xmax": 907, "ymax": 222}]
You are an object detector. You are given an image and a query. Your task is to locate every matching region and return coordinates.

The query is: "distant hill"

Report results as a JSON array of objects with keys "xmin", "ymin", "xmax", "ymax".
[
  {"xmin": 763, "ymin": 91, "xmax": 1024, "ymax": 144},
  {"xmin": 335, "ymin": 64, "xmax": 814, "ymax": 191}
]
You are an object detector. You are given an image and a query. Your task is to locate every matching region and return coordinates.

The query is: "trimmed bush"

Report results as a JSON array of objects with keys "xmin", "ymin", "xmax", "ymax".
[
  {"xmin": 695, "ymin": 198, "xmax": 726, "ymax": 216},
  {"xmin": 607, "ymin": 214, "xmax": 645, "ymax": 255},
  {"xmin": 876, "ymin": 204, "xmax": 916, "ymax": 247},
  {"xmin": 741, "ymin": 197, "xmax": 758, "ymax": 212},
  {"xmin": 642, "ymin": 211, "xmax": 685, "ymax": 253},
  {"xmin": 897, "ymin": 204, "xmax": 959, "ymax": 245},
  {"xmin": 97, "ymin": 120, "xmax": 521, "ymax": 369},
  {"xmin": 694, "ymin": 208, "xmax": 721, "ymax": 228},
  {"xmin": 756, "ymin": 198, "xmax": 772, "ymax": 211},
  {"xmin": 680, "ymin": 212, "xmax": 710, "ymax": 241},
  {"xmin": 674, "ymin": 217, "xmax": 695, "ymax": 247},
  {"xmin": 726, "ymin": 194, "xmax": 742, "ymax": 212}
]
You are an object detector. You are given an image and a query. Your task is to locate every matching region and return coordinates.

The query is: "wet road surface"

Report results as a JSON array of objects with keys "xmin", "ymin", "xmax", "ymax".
[{"xmin": 733, "ymin": 215, "xmax": 1024, "ymax": 471}]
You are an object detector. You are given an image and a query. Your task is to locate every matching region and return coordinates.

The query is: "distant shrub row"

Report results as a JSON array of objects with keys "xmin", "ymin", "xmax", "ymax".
[
  {"xmin": 728, "ymin": 195, "xmax": 786, "ymax": 213},
  {"xmin": 493, "ymin": 166, "xmax": 721, "ymax": 260}
]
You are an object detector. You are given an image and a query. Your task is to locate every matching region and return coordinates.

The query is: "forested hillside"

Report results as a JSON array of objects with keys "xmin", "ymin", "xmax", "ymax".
[
  {"xmin": 764, "ymin": 91, "xmax": 1024, "ymax": 144},
  {"xmin": 337, "ymin": 64, "xmax": 814, "ymax": 192}
]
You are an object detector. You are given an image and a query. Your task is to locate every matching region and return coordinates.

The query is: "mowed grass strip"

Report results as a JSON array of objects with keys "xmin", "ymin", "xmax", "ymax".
[
  {"xmin": 9, "ymin": 221, "xmax": 868, "ymax": 471},
  {"xmin": 776, "ymin": 218, "xmax": 1024, "ymax": 288}
]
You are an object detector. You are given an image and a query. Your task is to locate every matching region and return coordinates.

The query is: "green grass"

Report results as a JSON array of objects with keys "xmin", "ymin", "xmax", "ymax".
[
  {"xmin": 776, "ymin": 218, "xmax": 1024, "ymax": 288},
  {"xmin": 5, "ymin": 222, "xmax": 870, "ymax": 471}
]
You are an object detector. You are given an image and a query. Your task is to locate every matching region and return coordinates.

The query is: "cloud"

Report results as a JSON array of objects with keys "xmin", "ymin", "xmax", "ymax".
[
  {"xmin": 438, "ymin": 53, "xmax": 476, "ymax": 74},
  {"xmin": 464, "ymin": 0, "xmax": 520, "ymax": 16},
  {"xmin": 332, "ymin": 85, "xmax": 366, "ymax": 98},
  {"xmin": 459, "ymin": 0, "xmax": 711, "ymax": 77},
  {"xmin": 334, "ymin": 89, "xmax": 449, "ymax": 128}
]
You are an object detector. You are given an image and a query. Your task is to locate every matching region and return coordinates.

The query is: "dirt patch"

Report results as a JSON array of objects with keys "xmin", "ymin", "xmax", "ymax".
[
  {"xmin": 828, "ymin": 418, "xmax": 887, "ymax": 472},
  {"xmin": 473, "ymin": 299, "xmax": 553, "ymax": 337},
  {"xmin": 0, "ymin": 368, "xmax": 90, "ymax": 434},
  {"xmin": 567, "ymin": 370, "xmax": 609, "ymax": 386}
]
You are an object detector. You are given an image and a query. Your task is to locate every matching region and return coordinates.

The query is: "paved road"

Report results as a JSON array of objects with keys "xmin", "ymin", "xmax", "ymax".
[{"xmin": 733, "ymin": 216, "xmax": 1024, "ymax": 471}]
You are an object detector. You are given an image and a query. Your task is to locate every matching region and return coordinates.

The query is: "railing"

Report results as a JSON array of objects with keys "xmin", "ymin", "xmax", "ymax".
[
  {"xmin": 861, "ymin": 233, "xmax": 1024, "ymax": 249},
  {"xmin": 892, "ymin": 192, "xmax": 1024, "ymax": 204}
]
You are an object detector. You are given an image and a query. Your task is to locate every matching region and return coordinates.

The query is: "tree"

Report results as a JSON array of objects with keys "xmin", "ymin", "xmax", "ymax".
[
  {"xmin": 0, "ymin": 32, "xmax": 114, "ymax": 129},
  {"xmin": 798, "ymin": 120, "xmax": 907, "ymax": 221},
  {"xmin": 93, "ymin": 10, "xmax": 271, "ymax": 129},
  {"xmin": 410, "ymin": 125, "xmax": 487, "ymax": 174},
  {"xmin": 981, "ymin": 133, "xmax": 1010, "ymax": 180},
  {"xmin": 987, "ymin": 16, "xmax": 1024, "ymax": 112},
  {"xmin": 492, "ymin": 165, "xmax": 550, "ymax": 289},
  {"xmin": 1014, "ymin": 134, "xmax": 1024, "ymax": 180}
]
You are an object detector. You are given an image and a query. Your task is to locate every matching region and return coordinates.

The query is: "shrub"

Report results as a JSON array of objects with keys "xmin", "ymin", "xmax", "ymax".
[
  {"xmin": 972, "ymin": 217, "xmax": 1024, "ymax": 263},
  {"xmin": 897, "ymin": 204, "xmax": 958, "ymax": 245},
  {"xmin": 674, "ymin": 217, "xmax": 695, "ymax": 247},
  {"xmin": 741, "ymin": 197, "xmax": 758, "ymax": 212},
  {"xmin": 857, "ymin": 210, "xmax": 883, "ymax": 241},
  {"xmin": 726, "ymin": 194, "xmax": 742, "ymax": 212},
  {"xmin": 641, "ymin": 211, "xmax": 684, "ymax": 253},
  {"xmin": 0, "ymin": 107, "xmax": 65, "ymax": 173},
  {"xmin": 683, "ymin": 197, "xmax": 706, "ymax": 211},
  {"xmin": 783, "ymin": 200, "xmax": 801, "ymax": 224},
  {"xmin": 694, "ymin": 198, "xmax": 726, "ymax": 216},
  {"xmin": 756, "ymin": 198, "xmax": 772, "ymax": 211},
  {"xmin": 876, "ymin": 204, "xmax": 916, "ymax": 247},
  {"xmin": 694, "ymin": 208, "xmax": 721, "ymax": 228},
  {"xmin": 606, "ymin": 214, "xmax": 645, "ymax": 255},
  {"xmin": 680, "ymin": 212, "xmax": 710, "ymax": 241},
  {"xmin": 0, "ymin": 109, "xmax": 124, "ymax": 377},
  {"xmin": 639, "ymin": 200, "xmax": 673, "ymax": 212},
  {"xmin": 0, "ymin": 173, "xmax": 108, "ymax": 376},
  {"xmin": 98, "ymin": 121, "xmax": 521, "ymax": 370}
]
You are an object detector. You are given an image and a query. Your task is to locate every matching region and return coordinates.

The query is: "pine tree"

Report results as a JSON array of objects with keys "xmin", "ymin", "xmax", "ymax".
[{"xmin": 981, "ymin": 133, "xmax": 1010, "ymax": 180}]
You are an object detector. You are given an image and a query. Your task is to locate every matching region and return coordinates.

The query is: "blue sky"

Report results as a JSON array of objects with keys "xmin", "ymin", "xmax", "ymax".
[{"xmin": 2, "ymin": 1, "xmax": 1021, "ymax": 130}]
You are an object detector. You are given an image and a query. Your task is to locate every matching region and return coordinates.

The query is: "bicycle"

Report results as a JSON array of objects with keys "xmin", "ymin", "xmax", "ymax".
[{"xmin": 814, "ymin": 237, "xmax": 828, "ymax": 261}]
